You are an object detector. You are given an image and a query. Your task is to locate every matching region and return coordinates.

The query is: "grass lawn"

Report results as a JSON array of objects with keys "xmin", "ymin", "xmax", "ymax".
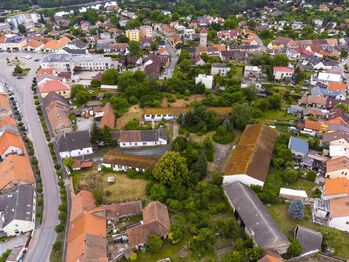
[
  {"xmin": 136, "ymin": 236, "xmax": 216, "ymax": 262},
  {"xmin": 71, "ymin": 168, "xmax": 148, "ymax": 204},
  {"xmin": 268, "ymin": 203, "xmax": 349, "ymax": 259}
]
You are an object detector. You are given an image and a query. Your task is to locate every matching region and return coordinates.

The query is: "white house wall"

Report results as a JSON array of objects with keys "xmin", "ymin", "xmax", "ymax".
[
  {"xmin": 329, "ymin": 217, "xmax": 349, "ymax": 232},
  {"xmin": 223, "ymin": 174, "xmax": 264, "ymax": 187}
]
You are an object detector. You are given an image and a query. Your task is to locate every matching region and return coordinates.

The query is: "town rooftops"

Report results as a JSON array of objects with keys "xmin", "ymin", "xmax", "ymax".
[
  {"xmin": 324, "ymin": 177, "xmax": 349, "ymax": 197},
  {"xmin": 326, "ymin": 156, "xmax": 349, "ymax": 173},
  {"xmin": 223, "ymin": 124, "xmax": 277, "ymax": 183},
  {"xmin": 0, "ymin": 155, "xmax": 35, "ymax": 191},
  {"xmin": 42, "ymin": 92, "xmax": 67, "ymax": 109},
  {"xmin": 56, "ymin": 130, "xmax": 91, "ymax": 152},
  {"xmin": 119, "ymin": 129, "xmax": 168, "ymax": 143},
  {"xmin": 288, "ymin": 136, "xmax": 309, "ymax": 155},
  {"xmin": 294, "ymin": 225, "xmax": 322, "ymax": 255},
  {"xmin": 322, "ymin": 131, "xmax": 349, "ymax": 144},
  {"xmin": 224, "ymin": 181, "xmax": 290, "ymax": 253},
  {"xmin": 103, "ymin": 150, "xmax": 159, "ymax": 169},
  {"xmin": 327, "ymin": 82, "xmax": 347, "ymax": 91},
  {"xmin": 0, "ymin": 94, "xmax": 11, "ymax": 114},
  {"xmin": 0, "ymin": 184, "xmax": 34, "ymax": 228}
]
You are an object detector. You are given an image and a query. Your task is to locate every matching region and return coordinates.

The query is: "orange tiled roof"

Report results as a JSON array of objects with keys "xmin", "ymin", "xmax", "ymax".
[
  {"xmin": 70, "ymin": 190, "xmax": 96, "ymax": 221},
  {"xmin": 325, "ymin": 177, "xmax": 349, "ymax": 197},
  {"xmin": 0, "ymin": 94, "xmax": 11, "ymax": 112},
  {"xmin": 0, "ymin": 131, "xmax": 26, "ymax": 156},
  {"xmin": 330, "ymin": 197, "xmax": 349, "ymax": 218},
  {"xmin": 0, "ymin": 154, "xmax": 34, "ymax": 191},
  {"xmin": 99, "ymin": 102, "xmax": 115, "ymax": 129},
  {"xmin": 39, "ymin": 80, "xmax": 70, "ymax": 94},
  {"xmin": 326, "ymin": 117, "xmax": 346, "ymax": 126},
  {"xmin": 326, "ymin": 156, "xmax": 349, "ymax": 172},
  {"xmin": 304, "ymin": 120, "xmax": 323, "ymax": 131},
  {"xmin": 43, "ymin": 36, "xmax": 71, "ymax": 50},
  {"xmin": 0, "ymin": 116, "xmax": 16, "ymax": 129},
  {"xmin": 24, "ymin": 39, "xmax": 43, "ymax": 48},
  {"xmin": 67, "ymin": 213, "xmax": 107, "ymax": 262},
  {"xmin": 37, "ymin": 68, "xmax": 54, "ymax": 76},
  {"xmin": 327, "ymin": 82, "xmax": 347, "ymax": 91}
]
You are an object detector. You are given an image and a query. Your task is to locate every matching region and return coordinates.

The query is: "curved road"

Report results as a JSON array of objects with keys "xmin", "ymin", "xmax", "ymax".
[{"xmin": 0, "ymin": 53, "xmax": 60, "ymax": 262}]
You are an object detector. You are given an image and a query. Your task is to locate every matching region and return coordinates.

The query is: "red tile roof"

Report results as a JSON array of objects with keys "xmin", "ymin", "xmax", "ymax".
[{"xmin": 39, "ymin": 80, "xmax": 70, "ymax": 94}]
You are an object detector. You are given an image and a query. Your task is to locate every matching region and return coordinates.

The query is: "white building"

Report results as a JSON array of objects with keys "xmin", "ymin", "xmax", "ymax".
[
  {"xmin": 329, "ymin": 138, "xmax": 349, "ymax": 158},
  {"xmin": 195, "ymin": 74, "xmax": 213, "ymax": 89},
  {"xmin": 311, "ymin": 72, "xmax": 343, "ymax": 85},
  {"xmin": 211, "ymin": 63, "xmax": 231, "ymax": 76},
  {"xmin": 328, "ymin": 197, "xmax": 349, "ymax": 232},
  {"xmin": 118, "ymin": 129, "xmax": 168, "ymax": 148},
  {"xmin": 273, "ymin": 66, "xmax": 294, "ymax": 80},
  {"xmin": 140, "ymin": 25, "xmax": 153, "ymax": 38},
  {"xmin": 244, "ymin": 65, "xmax": 262, "ymax": 78},
  {"xmin": 0, "ymin": 185, "xmax": 36, "ymax": 236},
  {"xmin": 41, "ymin": 54, "xmax": 75, "ymax": 72},
  {"xmin": 56, "ymin": 131, "xmax": 93, "ymax": 159}
]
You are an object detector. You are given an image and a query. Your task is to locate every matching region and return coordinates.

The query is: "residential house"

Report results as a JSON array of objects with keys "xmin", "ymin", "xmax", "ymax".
[
  {"xmin": 299, "ymin": 96, "xmax": 327, "ymax": 108},
  {"xmin": 0, "ymin": 36, "xmax": 26, "ymax": 52},
  {"xmin": 322, "ymin": 131, "xmax": 349, "ymax": 146},
  {"xmin": 22, "ymin": 39, "xmax": 44, "ymax": 52},
  {"xmin": 127, "ymin": 201, "xmax": 171, "ymax": 248},
  {"xmin": 294, "ymin": 226, "xmax": 322, "ymax": 257},
  {"xmin": 38, "ymin": 80, "xmax": 71, "ymax": 98},
  {"xmin": 224, "ymin": 181, "xmax": 290, "ymax": 254},
  {"xmin": 118, "ymin": 129, "xmax": 168, "ymax": 148},
  {"xmin": 0, "ymin": 155, "xmax": 35, "ymax": 191},
  {"xmin": 126, "ymin": 29, "xmax": 140, "ymax": 42},
  {"xmin": 195, "ymin": 74, "xmax": 213, "ymax": 89},
  {"xmin": 258, "ymin": 252, "xmax": 283, "ymax": 262},
  {"xmin": 43, "ymin": 93, "xmax": 72, "ymax": 135},
  {"xmin": 329, "ymin": 138, "xmax": 349, "ymax": 158},
  {"xmin": 210, "ymin": 63, "xmax": 230, "ymax": 76},
  {"xmin": 0, "ymin": 116, "xmax": 17, "ymax": 136},
  {"xmin": 326, "ymin": 156, "xmax": 349, "ymax": 179},
  {"xmin": 311, "ymin": 71, "xmax": 343, "ymax": 85},
  {"xmin": 273, "ymin": 66, "xmax": 294, "ymax": 80},
  {"xmin": 244, "ymin": 66, "xmax": 262, "ymax": 78},
  {"xmin": 223, "ymin": 124, "xmax": 277, "ymax": 186},
  {"xmin": 0, "ymin": 185, "xmax": 35, "ymax": 236},
  {"xmin": 323, "ymin": 178, "xmax": 349, "ymax": 200},
  {"xmin": 0, "ymin": 131, "xmax": 26, "ymax": 160},
  {"xmin": 328, "ymin": 197, "xmax": 349, "ymax": 232},
  {"xmin": 102, "ymin": 150, "xmax": 159, "ymax": 172},
  {"xmin": 56, "ymin": 131, "xmax": 93, "ymax": 158},
  {"xmin": 42, "ymin": 36, "xmax": 71, "ymax": 52},
  {"xmin": 288, "ymin": 136, "xmax": 309, "ymax": 157},
  {"xmin": 99, "ymin": 102, "xmax": 115, "ymax": 129}
]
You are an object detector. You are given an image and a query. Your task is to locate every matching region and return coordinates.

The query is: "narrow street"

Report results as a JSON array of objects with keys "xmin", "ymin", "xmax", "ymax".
[{"xmin": 0, "ymin": 53, "xmax": 60, "ymax": 262}]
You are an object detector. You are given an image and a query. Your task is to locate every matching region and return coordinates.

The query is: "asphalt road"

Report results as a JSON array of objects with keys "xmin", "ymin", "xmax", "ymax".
[
  {"xmin": 0, "ymin": 53, "xmax": 60, "ymax": 262},
  {"xmin": 164, "ymin": 39, "xmax": 178, "ymax": 78}
]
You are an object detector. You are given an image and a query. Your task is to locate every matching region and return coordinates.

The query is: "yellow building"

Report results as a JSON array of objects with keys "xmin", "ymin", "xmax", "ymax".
[{"xmin": 126, "ymin": 29, "xmax": 140, "ymax": 42}]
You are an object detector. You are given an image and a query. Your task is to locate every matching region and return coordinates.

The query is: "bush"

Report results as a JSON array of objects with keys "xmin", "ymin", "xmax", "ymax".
[
  {"xmin": 146, "ymin": 234, "xmax": 163, "ymax": 253},
  {"xmin": 306, "ymin": 171, "xmax": 317, "ymax": 182},
  {"xmin": 284, "ymin": 237, "xmax": 302, "ymax": 259},
  {"xmin": 288, "ymin": 201, "xmax": 304, "ymax": 220},
  {"xmin": 212, "ymin": 125, "xmax": 234, "ymax": 144},
  {"xmin": 55, "ymin": 224, "xmax": 65, "ymax": 233}
]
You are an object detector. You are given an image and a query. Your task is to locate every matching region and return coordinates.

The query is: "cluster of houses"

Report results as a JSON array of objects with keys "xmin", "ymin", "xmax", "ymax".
[
  {"xmin": 0, "ymin": 83, "xmax": 36, "ymax": 261},
  {"xmin": 67, "ymin": 187, "xmax": 171, "ymax": 261}
]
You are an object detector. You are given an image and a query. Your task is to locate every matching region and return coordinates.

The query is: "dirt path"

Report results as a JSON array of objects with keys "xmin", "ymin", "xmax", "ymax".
[{"xmin": 116, "ymin": 105, "xmax": 143, "ymax": 129}]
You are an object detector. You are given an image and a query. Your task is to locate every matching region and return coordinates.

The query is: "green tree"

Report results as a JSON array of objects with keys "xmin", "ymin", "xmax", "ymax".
[
  {"xmin": 288, "ymin": 201, "xmax": 304, "ymax": 220},
  {"xmin": 71, "ymin": 84, "xmax": 90, "ymax": 106},
  {"xmin": 128, "ymin": 40, "xmax": 140, "ymax": 56},
  {"xmin": 203, "ymin": 136, "xmax": 214, "ymax": 162},
  {"xmin": 18, "ymin": 24, "xmax": 27, "ymax": 34},
  {"xmin": 273, "ymin": 54, "xmax": 289, "ymax": 66},
  {"xmin": 91, "ymin": 121, "xmax": 103, "ymax": 145},
  {"xmin": 63, "ymin": 157, "xmax": 74, "ymax": 169},
  {"xmin": 116, "ymin": 34, "xmax": 129, "ymax": 43},
  {"xmin": 52, "ymin": 241, "xmax": 63, "ymax": 252},
  {"xmin": 231, "ymin": 103, "xmax": 254, "ymax": 130},
  {"xmin": 247, "ymin": 247, "xmax": 263, "ymax": 262},
  {"xmin": 149, "ymin": 183, "xmax": 167, "ymax": 202},
  {"xmin": 222, "ymin": 251, "xmax": 243, "ymax": 262},
  {"xmin": 169, "ymin": 223, "xmax": 184, "ymax": 244},
  {"xmin": 284, "ymin": 236, "xmax": 302, "ymax": 259},
  {"xmin": 153, "ymin": 151, "xmax": 189, "ymax": 185},
  {"xmin": 101, "ymin": 69, "xmax": 119, "ymax": 85},
  {"xmin": 129, "ymin": 251, "xmax": 137, "ymax": 261},
  {"xmin": 192, "ymin": 151, "xmax": 207, "ymax": 178},
  {"xmin": 14, "ymin": 64, "xmax": 23, "ymax": 75},
  {"xmin": 109, "ymin": 96, "xmax": 129, "ymax": 112},
  {"xmin": 321, "ymin": 228, "xmax": 344, "ymax": 249},
  {"xmin": 146, "ymin": 234, "xmax": 163, "ymax": 253}
]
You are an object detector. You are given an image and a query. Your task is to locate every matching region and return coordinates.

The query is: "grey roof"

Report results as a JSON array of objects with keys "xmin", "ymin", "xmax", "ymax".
[
  {"xmin": 322, "ymin": 131, "xmax": 349, "ymax": 144},
  {"xmin": 0, "ymin": 185, "xmax": 34, "ymax": 228},
  {"xmin": 42, "ymin": 53, "xmax": 73, "ymax": 63},
  {"xmin": 71, "ymin": 38, "xmax": 88, "ymax": 49},
  {"xmin": 224, "ymin": 182, "xmax": 290, "ymax": 251},
  {"xmin": 56, "ymin": 130, "xmax": 92, "ymax": 152},
  {"xmin": 288, "ymin": 136, "xmax": 309, "ymax": 155},
  {"xmin": 61, "ymin": 47, "xmax": 87, "ymax": 55},
  {"xmin": 211, "ymin": 63, "xmax": 228, "ymax": 68},
  {"xmin": 295, "ymin": 225, "xmax": 322, "ymax": 255},
  {"xmin": 42, "ymin": 92, "xmax": 68, "ymax": 109},
  {"xmin": 287, "ymin": 105, "xmax": 303, "ymax": 114},
  {"xmin": 119, "ymin": 129, "xmax": 168, "ymax": 143}
]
